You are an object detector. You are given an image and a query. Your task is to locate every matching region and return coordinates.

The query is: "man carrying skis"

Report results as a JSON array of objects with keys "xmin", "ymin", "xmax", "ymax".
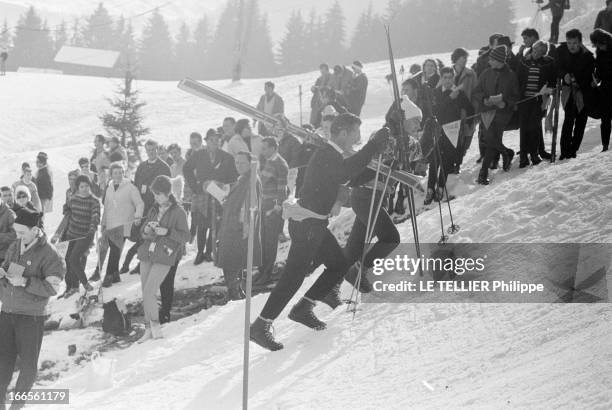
[
  {"xmin": 249, "ymin": 113, "xmax": 389, "ymax": 351},
  {"xmin": 473, "ymin": 45, "xmax": 520, "ymax": 185}
]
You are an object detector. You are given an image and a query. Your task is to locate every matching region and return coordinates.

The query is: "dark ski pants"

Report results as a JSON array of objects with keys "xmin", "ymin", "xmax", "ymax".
[
  {"xmin": 122, "ymin": 240, "xmax": 140, "ymax": 270},
  {"xmin": 260, "ymin": 218, "xmax": 350, "ymax": 321},
  {"xmin": 261, "ymin": 208, "xmax": 284, "ymax": 278},
  {"xmin": 549, "ymin": 12, "xmax": 563, "ymax": 44},
  {"xmin": 344, "ymin": 188, "xmax": 399, "ymax": 268},
  {"xmin": 478, "ymin": 122, "xmax": 500, "ymax": 165},
  {"xmin": 160, "ymin": 261, "xmax": 179, "ymax": 318},
  {"xmin": 65, "ymin": 236, "xmax": 93, "ymax": 290},
  {"xmin": 560, "ymin": 98, "xmax": 588, "ymax": 157},
  {"xmin": 480, "ymin": 120, "xmax": 509, "ymax": 178},
  {"xmin": 106, "ymin": 239, "xmax": 124, "ymax": 279},
  {"xmin": 601, "ymin": 111, "xmax": 611, "ymax": 150},
  {"xmin": 519, "ymin": 99, "xmax": 543, "ymax": 157},
  {"xmin": 193, "ymin": 210, "xmax": 213, "ymax": 256},
  {"xmin": 0, "ymin": 312, "xmax": 45, "ymax": 410}
]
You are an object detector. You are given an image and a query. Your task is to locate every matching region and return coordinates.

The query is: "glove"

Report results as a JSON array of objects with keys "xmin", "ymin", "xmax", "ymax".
[{"xmin": 371, "ymin": 127, "xmax": 390, "ymax": 153}]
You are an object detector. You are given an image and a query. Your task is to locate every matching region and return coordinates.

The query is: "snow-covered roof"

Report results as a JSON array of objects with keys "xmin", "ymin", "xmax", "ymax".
[{"xmin": 54, "ymin": 45, "xmax": 120, "ymax": 68}]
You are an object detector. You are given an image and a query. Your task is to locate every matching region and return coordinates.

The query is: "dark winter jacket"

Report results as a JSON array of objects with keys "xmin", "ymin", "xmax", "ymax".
[
  {"xmin": 278, "ymin": 132, "xmax": 302, "ymax": 169},
  {"xmin": 294, "ymin": 142, "xmax": 318, "ymax": 199},
  {"xmin": 137, "ymin": 198, "xmax": 190, "ymax": 266},
  {"xmin": 348, "ymin": 73, "xmax": 368, "ymax": 115},
  {"xmin": 330, "ymin": 67, "xmax": 354, "ymax": 97},
  {"xmin": 256, "ymin": 92, "xmax": 284, "ymax": 116},
  {"xmin": 216, "ymin": 172, "xmax": 262, "ymax": 271},
  {"xmin": 0, "ymin": 203, "xmax": 16, "ymax": 260},
  {"xmin": 0, "ymin": 234, "xmax": 65, "ymax": 316},
  {"xmin": 298, "ymin": 139, "xmax": 378, "ymax": 216},
  {"xmin": 183, "ymin": 148, "xmax": 238, "ymax": 195},
  {"xmin": 556, "ymin": 42, "xmax": 596, "ymax": 110},
  {"xmin": 517, "ymin": 55, "xmax": 557, "ymax": 98},
  {"xmin": 595, "ymin": 9, "xmax": 612, "ymax": 33},
  {"xmin": 414, "ymin": 71, "xmax": 440, "ymax": 89},
  {"xmin": 35, "ymin": 166, "xmax": 53, "ymax": 201},
  {"xmin": 433, "ymin": 87, "xmax": 475, "ymax": 125},
  {"xmin": 472, "ymin": 64, "xmax": 520, "ymax": 125},
  {"xmin": 134, "ymin": 158, "xmax": 172, "ymax": 214}
]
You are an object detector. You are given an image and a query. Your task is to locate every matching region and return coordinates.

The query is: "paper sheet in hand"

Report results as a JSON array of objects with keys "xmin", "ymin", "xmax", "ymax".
[
  {"xmin": 206, "ymin": 182, "xmax": 229, "ymax": 203},
  {"xmin": 7, "ymin": 262, "xmax": 25, "ymax": 278}
]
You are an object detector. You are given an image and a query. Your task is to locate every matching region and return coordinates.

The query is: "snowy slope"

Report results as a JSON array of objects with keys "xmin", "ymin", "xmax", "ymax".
[{"xmin": 0, "ymin": 50, "xmax": 610, "ymax": 409}]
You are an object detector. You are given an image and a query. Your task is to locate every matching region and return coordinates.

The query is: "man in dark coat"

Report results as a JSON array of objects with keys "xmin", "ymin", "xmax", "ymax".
[
  {"xmin": 35, "ymin": 152, "xmax": 53, "ymax": 214},
  {"xmin": 591, "ymin": 28, "xmax": 612, "ymax": 152},
  {"xmin": 183, "ymin": 130, "xmax": 238, "ymax": 264},
  {"xmin": 516, "ymin": 41, "xmax": 557, "ymax": 167},
  {"xmin": 249, "ymin": 113, "xmax": 389, "ymax": 351},
  {"xmin": 428, "ymin": 66, "xmax": 474, "ymax": 196},
  {"xmin": 347, "ymin": 60, "xmax": 368, "ymax": 116},
  {"xmin": 310, "ymin": 63, "xmax": 333, "ymax": 126},
  {"xmin": 595, "ymin": 0, "xmax": 612, "ymax": 33},
  {"xmin": 473, "ymin": 45, "xmax": 520, "ymax": 185},
  {"xmin": 557, "ymin": 29, "xmax": 596, "ymax": 159}
]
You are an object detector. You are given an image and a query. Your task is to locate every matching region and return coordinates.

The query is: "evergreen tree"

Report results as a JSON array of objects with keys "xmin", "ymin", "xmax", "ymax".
[
  {"xmin": 115, "ymin": 18, "xmax": 136, "ymax": 72},
  {"xmin": 302, "ymin": 9, "xmax": 320, "ymax": 69},
  {"xmin": 82, "ymin": 3, "xmax": 115, "ymax": 49},
  {"xmin": 321, "ymin": 1, "xmax": 347, "ymax": 64},
  {"xmin": 245, "ymin": 11, "xmax": 276, "ymax": 77},
  {"xmin": 192, "ymin": 15, "xmax": 210, "ymax": 78},
  {"xmin": 1, "ymin": 20, "xmax": 10, "ymax": 47},
  {"xmin": 12, "ymin": 7, "xmax": 55, "ymax": 69},
  {"xmin": 54, "ymin": 21, "xmax": 69, "ymax": 54},
  {"xmin": 175, "ymin": 22, "xmax": 196, "ymax": 79},
  {"xmin": 138, "ymin": 9, "xmax": 174, "ymax": 80},
  {"xmin": 205, "ymin": 0, "xmax": 239, "ymax": 79},
  {"xmin": 70, "ymin": 18, "xmax": 84, "ymax": 46},
  {"xmin": 279, "ymin": 11, "xmax": 306, "ymax": 74},
  {"xmin": 349, "ymin": 4, "xmax": 386, "ymax": 62},
  {"xmin": 100, "ymin": 70, "xmax": 149, "ymax": 160}
]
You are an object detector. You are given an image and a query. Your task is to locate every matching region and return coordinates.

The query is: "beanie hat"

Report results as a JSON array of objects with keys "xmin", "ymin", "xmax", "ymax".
[
  {"xmin": 352, "ymin": 60, "xmax": 363, "ymax": 69},
  {"xmin": 489, "ymin": 45, "xmax": 508, "ymax": 63},
  {"xmin": 401, "ymin": 95, "xmax": 423, "ymax": 121},
  {"xmin": 15, "ymin": 207, "xmax": 41, "ymax": 228},
  {"xmin": 151, "ymin": 175, "xmax": 172, "ymax": 195},
  {"xmin": 15, "ymin": 185, "xmax": 31, "ymax": 200}
]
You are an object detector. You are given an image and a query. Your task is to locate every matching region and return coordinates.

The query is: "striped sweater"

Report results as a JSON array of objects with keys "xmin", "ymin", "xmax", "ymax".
[{"xmin": 65, "ymin": 194, "xmax": 100, "ymax": 239}]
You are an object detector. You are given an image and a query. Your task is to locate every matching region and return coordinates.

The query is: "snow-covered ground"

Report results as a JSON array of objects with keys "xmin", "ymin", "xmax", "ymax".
[{"xmin": 0, "ymin": 50, "xmax": 611, "ymax": 409}]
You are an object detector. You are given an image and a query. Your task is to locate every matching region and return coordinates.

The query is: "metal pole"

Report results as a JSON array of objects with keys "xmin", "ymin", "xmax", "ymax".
[{"xmin": 242, "ymin": 160, "xmax": 257, "ymax": 410}]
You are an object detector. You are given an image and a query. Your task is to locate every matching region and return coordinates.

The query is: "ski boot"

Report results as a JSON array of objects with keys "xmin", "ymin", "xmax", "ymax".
[
  {"xmin": 320, "ymin": 283, "xmax": 343, "ymax": 310},
  {"xmin": 344, "ymin": 262, "xmax": 373, "ymax": 293},
  {"xmin": 424, "ymin": 189, "xmax": 435, "ymax": 205},
  {"xmin": 502, "ymin": 149, "xmax": 514, "ymax": 171},
  {"xmin": 250, "ymin": 317, "xmax": 283, "ymax": 351},
  {"xmin": 288, "ymin": 298, "xmax": 327, "ymax": 330},
  {"xmin": 530, "ymin": 153, "xmax": 542, "ymax": 166}
]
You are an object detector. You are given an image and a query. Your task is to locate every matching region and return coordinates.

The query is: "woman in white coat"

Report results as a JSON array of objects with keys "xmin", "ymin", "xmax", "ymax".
[{"xmin": 101, "ymin": 162, "xmax": 144, "ymax": 286}]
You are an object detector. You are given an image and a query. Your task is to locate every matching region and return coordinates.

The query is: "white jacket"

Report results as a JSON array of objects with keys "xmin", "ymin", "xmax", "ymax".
[
  {"xmin": 102, "ymin": 178, "xmax": 145, "ymax": 237},
  {"xmin": 224, "ymin": 134, "xmax": 263, "ymax": 160}
]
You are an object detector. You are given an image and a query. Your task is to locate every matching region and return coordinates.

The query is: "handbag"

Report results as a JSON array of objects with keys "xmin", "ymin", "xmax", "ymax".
[{"xmin": 139, "ymin": 236, "xmax": 182, "ymax": 266}]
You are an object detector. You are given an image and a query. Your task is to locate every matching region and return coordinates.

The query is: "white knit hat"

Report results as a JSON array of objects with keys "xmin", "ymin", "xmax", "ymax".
[{"xmin": 15, "ymin": 185, "xmax": 31, "ymax": 200}]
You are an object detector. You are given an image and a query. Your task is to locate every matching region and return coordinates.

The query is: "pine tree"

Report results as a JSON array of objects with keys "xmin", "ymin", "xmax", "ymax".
[
  {"xmin": 205, "ymin": 0, "xmax": 239, "ymax": 79},
  {"xmin": 100, "ymin": 70, "xmax": 149, "ymax": 160},
  {"xmin": 138, "ymin": 9, "xmax": 174, "ymax": 80},
  {"xmin": 175, "ymin": 22, "xmax": 195, "ymax": 79},
  {"xmin": 302, "ymin": 9, "xmax": 320, "ymax": 69},
  {"xmin": 1, "ymin": 19, "xmax": 11, "ymax": 48},
  {"xmin": 12, "ymin": 7, "xmax": 55, "ymax": 69},
  {"xmin": 192, "ymin": 15, "xmax": 210, "ymax": 78},
  {"xmin": 54, "ymin": 21, "xmax": 69, "ymax": 54},
  {"xmin": 279, "ymin": 11, "xmax": 306, "ymax": 74},
  {"xmin": 245, "ymin": 10, "xmax": 277, "ymax": 77},
  {"xmin": 82, "ymin": 3, "xmax": 115, "ymax": 49},
  {"xmin": 70, "ymin": 18, "xmax": 84, "ymax": 46},
  {"xmin": 321, "ymin": 1, "xmax": 347, "ymax": 64}
]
